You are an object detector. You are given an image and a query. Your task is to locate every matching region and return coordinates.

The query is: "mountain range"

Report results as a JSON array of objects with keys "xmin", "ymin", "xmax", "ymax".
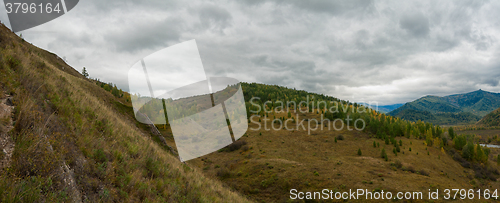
[
  {"xmin": 362, "ymin": 103, "xmax": 404, "ymax": 113},
  {"xmin": 388, "ymin": 90, "xmax": 500, "ymax": 125}
]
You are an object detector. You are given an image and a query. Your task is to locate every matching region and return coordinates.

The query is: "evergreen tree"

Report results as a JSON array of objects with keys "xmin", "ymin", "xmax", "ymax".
[
  {"xmin": 82, "ymin": 67, "xmax": 89, "ymax": 78},
  {"xmin": 462, "ymin": 142, "xmax": 475, "ymax": 161},
  {"xmin": 358, "ymin": 148, "xmax": 362, "ymax": 156},
  {"xmin": 453, "ymin": 135, "xmax": 467, "ymax": 150},
  {"xmin": 448, "ymin": 127, "xmax": 455, "ymax": 140},
  {"xmin": 373, "ymin": 141, "xmax": 377, "ymax": 148}
]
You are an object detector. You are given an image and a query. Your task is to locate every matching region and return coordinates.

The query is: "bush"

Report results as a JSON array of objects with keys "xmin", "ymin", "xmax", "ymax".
[
  {"xmin": 381, "ymin": 148, "xmax": 387, "ymax": 160},
  {"xmin": 216, "ymin": 167, "xmax": 231, "ymax": 179},
  {"xmin": 418, "ymin": 169, "xmax": 429, "ymax": 176},
  {"xmin": 145, "ymin": 158, "xmax": 162, "ymax": 178},
  {"xmin": 227, "ymin": 140, "xmax": 247, "ymax": 152},
  {"xmin": 93, "ymin": 148, "xmax": 107, "ymax": 163},
  {"xmin": 394, "ymin": 160, "xmax": 403, "ymax": 169},
  {"xmin": 462, "ymin": 142, "xmax": 475, "ymax": 160},
  {"xmin": 402, "ymin": 166, "xmax": 416, "ymax": 173},
  {"xmin": 454, "ymin": 135, "xmax": 467, "ymax": 150},
  {"xmin": 473, "ymin": 165, "xmax": 497, "ymax": 180},
  {"xmin": 336, "ymin": 135, "xmax": 344, "ymax": 140},
  {"xmin": 357, "ymin": 148, "xmax": 362, "ymax": 156}
]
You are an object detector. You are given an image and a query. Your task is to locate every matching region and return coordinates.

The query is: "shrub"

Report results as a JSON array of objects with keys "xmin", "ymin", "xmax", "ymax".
[
  {"xmin": 227, "ymin": 140, "xmax": 247, "ymax": 152},
  {"xmin": 473, "ymin": 165, "xmax": 497, "ymax": 180},
  {"xmin": 394, "ymin": 160, "xmax": 402, "ymax": 169},
  {"xmin": 336, "ymin": 135, "xmax": 344, "ymax": 140},
  {"xmin": 357, "ymin": 148, "xmax": 362, "ymax": 156},
  {"xmin": 145, "ymin": 158, "xmax": 162, "ymax": 178},
  {"xmin": 216, "ymin": 168, "xmax": 231, "ymax": 179},
  {"xmin": 93, "ymin": 148, "xmax": 107, "ymax": 163},
  {"xmin": 373, "ymin": 141, "xmax": 376, "ymax": 148},
  {"xmin": 418, "ymin": 169, "xmax": 429, "ymax": 176},
  {"xmin": 454, "ymin": 135, "xmax": 467, "ymax": 150},
  {"xmin": 381, "ymin": 148, "xmax": 387, "ymax": 160},
  {"xmin": 402, "ymin": 166, "xmax": 416, "ymax": 173},
  {"xmin": 462, "ymin": 142, "xmax": 475, "ymax": 160}
]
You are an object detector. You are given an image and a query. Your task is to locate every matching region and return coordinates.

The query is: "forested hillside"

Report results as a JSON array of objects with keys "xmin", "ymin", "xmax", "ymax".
[{"xmin": 478, "ymin": 107, "xmax": 500, "ymax": 127}]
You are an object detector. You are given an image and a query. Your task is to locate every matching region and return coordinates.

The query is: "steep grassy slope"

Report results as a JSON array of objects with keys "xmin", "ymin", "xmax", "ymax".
[
  {"xmin": 0, "ymin": 23, "xmax": 249, "ymax": 202},
  {"xmin": 389, "ymin": 90, "xmax": 500, "ymax": 125}
]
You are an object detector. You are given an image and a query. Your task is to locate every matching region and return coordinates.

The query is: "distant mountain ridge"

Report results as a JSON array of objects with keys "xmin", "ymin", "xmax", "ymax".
[
  {"xmin": 389, "ymin": 90, "xmax": 500, "ymax": 125},
  {"xmin": 362, "ymin": 103, "xmax": 403, "ymax": 113}
]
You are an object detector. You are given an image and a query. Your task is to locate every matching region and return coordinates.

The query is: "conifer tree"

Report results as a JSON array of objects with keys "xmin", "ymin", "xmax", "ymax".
[
  {"xmin": 82, "ymin": 67, "xmax": 89, "ymax": 78},
  {"xmin": 448, "ymin": 127, "xmax": 455, "ymax": 140}
]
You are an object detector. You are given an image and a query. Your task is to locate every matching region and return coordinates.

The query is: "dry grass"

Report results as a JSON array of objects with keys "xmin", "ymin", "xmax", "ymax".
[
  {"xmin": 182, "ymin": 109, "xmax": 500, "ymax": 202},
  {"xmin": 0, "ymin": 23, "xmax": 250, "ymax": 202}
]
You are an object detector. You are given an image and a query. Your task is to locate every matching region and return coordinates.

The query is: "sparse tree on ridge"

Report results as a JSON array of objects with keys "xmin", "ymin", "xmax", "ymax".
[{"xmin": 82, "ymin": 67, "xmax": 89, "ymax": 78}]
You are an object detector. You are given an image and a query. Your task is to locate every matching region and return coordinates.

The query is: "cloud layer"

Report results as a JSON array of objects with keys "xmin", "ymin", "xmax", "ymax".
[{"xmin": 2, "ymin": 0, "xmax": 500, "ymax": 105}]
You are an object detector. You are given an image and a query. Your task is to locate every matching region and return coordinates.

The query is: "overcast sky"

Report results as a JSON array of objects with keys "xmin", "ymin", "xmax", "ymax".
[{"xmin": 1, "ymin": 0, "xmax": 500, "ymax": 105}]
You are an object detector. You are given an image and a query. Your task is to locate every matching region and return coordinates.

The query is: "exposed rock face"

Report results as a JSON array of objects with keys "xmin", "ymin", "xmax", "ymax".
[{"xmin": 0, "ymin": 95, "xmax": 14, "ymax": 169}]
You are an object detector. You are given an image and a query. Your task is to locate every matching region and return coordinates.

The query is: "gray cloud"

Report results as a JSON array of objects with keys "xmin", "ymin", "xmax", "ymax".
[
  {"xmin": 104, "ymin": 17, "xmax": 183, "ymax": 53},
  {"xmin": 399, "ymin": 12, "xmax": 429, "ymax": 38},
  {"xmin": 11, "ymin": 0, "xmax": 500, "ymax": 105}
]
